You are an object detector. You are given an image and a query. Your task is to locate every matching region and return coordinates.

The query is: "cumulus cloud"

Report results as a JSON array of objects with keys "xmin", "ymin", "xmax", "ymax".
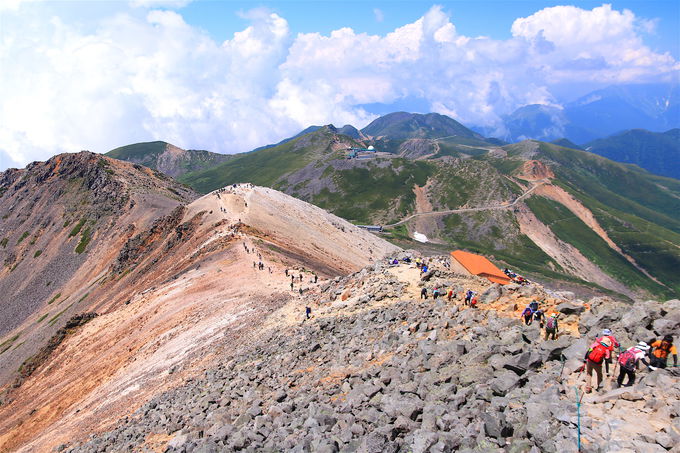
[{"xmin": 0, "ymin": 3, "xmax": 677, "ymax": 169}]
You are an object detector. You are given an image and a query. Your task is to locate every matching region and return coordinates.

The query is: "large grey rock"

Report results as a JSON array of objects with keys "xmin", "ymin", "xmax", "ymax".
[
  {"xmin": 503, "ymin": 352, "xmax": 543, "ymax": 376},
  {"xmin": 481, "ymin": 284, "xmax": 502, "ymax": 304},
  {"xmin": 562, "ymin": 338, "xmax": 589, "ymax": 362},
  {"xmin": 489, "ymin": 371, "xmax": 522, "ymax": 396},
  {"xmin": 556, "ymin": 302, "xmax": 585, "ymax": 315},
  {"xmin": 380, "ymin": 393, "xmax": 424, "ymax": 421}
]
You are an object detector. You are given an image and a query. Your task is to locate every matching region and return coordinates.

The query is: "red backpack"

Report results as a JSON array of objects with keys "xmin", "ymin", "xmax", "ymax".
[{"xmin": 588, "ymin": 344, "xmax": 607, "ymax": 364}]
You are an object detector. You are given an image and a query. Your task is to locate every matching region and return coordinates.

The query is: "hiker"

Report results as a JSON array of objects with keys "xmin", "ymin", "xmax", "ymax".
[
  {"xmin": 464, "ymin": 290, "xmax": 473, "ymax": 305},
  {"xmin": 529, "ymin": 300, "xmax": 539, "ymax": 313},
  {"xmin": 447, "ymin": 288, "xmax": 453, "ymax": 302},
  {"xmin": 617, "ymin": 342, "xmax": 651, "ymax": 388},
  {"xmin": 420, "ymin": 287, "xmax": 428, "ymax": 300},
  {"xmin": 583, "ymin": 337, "xmax": 612, "ymax": 393},
  {"xmin": 544, "ymin": 314, "xmax": 558, "ymax": 340},
  {"xmin": 520, "ymin": 306, "xmax": 533, "ymax": 325},
  {"xmin": 433, "ymin": 288, "xmax": 440, "ymax": 299},
  {"xmin": 470, "ymin": 296, "xmax": 478, "ymax": 308},
  {"xmin": 305, "ymin": 306, "xmax": 311, "ymax": 319},
  {"xmin": 314, "ymin": 275, "xmax": 318, "ymax": 284},
  {"xmin": 422, "ymin": 265, "xmax": 428, "ymax": 273},
  {"xmin": 599, "ymin": 329, "xmax": 620, "ymax": 376},
  {"xmin": 290, "ymin": 281, "xmax": 294, "ymax": 291},
  {"xmin": 534, "ymin": 309, "xmax": 545, "ymax": 328},
  {"xmin": 649, "ymin": 335, "xmax": 678, "ymax": 369},
  {"xmin": 285, "ymin": 269, "xmax": 289, "ymax": 277},
  {"xmin": 299, "ymin": 287, "xmax": 303, "ymax": 295},
  {"xmin": 299, "ymin": 274, "xmax": 303, "ymax": 282}
]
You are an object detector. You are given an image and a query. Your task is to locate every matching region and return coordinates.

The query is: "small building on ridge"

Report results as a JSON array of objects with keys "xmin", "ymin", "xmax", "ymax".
[{"xmin": 449, "ymin": 250, "xmax": 511, "ymax": 285}]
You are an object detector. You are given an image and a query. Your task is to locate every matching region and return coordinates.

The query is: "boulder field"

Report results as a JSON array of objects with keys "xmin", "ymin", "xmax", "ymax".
[{"xmin": 66, "ymin": 257, "xmax": 680, "ymax": 453}]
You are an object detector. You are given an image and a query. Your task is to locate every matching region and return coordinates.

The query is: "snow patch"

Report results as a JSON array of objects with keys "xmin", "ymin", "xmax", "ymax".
[{"xmin": 413, "ymin": 232, "xmax": 428, "ymax": 243}]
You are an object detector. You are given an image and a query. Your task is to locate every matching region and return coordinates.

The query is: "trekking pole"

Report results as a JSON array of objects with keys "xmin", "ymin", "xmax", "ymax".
[{"xmin": 559, "ymin": 353, "xmax": 566, "ymax": 382}]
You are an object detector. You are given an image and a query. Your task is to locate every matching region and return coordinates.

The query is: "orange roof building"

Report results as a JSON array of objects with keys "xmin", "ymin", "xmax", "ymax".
[{"xmin": 449, "ymin": 250, "xmax": 511, "ymax": 285}]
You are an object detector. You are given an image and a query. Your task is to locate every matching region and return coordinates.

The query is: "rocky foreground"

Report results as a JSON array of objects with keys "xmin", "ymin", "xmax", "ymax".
[{"xmin": 66, "ymin": 258, "xmax": 680, "ymax": 453}]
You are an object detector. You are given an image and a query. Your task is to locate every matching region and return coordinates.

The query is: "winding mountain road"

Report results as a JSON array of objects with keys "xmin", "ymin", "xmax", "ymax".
[{"xmin": 383, "ymin": 180, "xmax": 547, "ymax": 228}]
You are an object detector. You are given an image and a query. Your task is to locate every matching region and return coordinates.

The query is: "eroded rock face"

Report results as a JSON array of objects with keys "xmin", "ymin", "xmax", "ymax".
[{"xmin": 64, "ymin": 261, "xmax": 680, "ymax": 453}]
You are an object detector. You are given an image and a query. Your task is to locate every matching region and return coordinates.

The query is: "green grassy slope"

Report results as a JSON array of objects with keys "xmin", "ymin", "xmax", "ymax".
[
  {"xmin": 107, "ymin": 141, "xmax": 168, "ymax": 161},
  {"xmin": 180, "ymin": 126, "xmax": 354, "ymax": 193},
  {"xmin": 585, "ymin": 129, "xmax": 680, "ymax": 179},
  {"xmin": 107, "ymin": 141, "xmax": 232, "ymax": 178}
]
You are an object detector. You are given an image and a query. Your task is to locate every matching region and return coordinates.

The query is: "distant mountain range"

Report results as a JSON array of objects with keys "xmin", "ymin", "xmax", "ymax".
[
  {"xmin": 108, "ymin": 111, "xmax": 680, "ymax": 299},
  {"xmin": 584, "ymin": 129, "xmax": 680, "ymax": 180},
  {"xmin": 476, "ymin": 83, "xmax": 679, "ymax": 144}
]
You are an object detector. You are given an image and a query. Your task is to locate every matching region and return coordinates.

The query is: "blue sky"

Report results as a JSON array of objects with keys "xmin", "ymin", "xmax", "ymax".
[
  {"xmin": 179, "ymin": 0, "xmax": 679, "ymax": 57},
  {"xmin": 1, "ymin": 0, "xmax": 678, "ymax": 169}
]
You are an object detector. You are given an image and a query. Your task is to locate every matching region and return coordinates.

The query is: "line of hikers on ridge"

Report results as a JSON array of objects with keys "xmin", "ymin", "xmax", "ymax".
[
  {"xmin": 420, "ymin": 287, "xmax": 480, "ymax": 308},
  {"xmin": 581, "ymin": 331, "xmax": 677, "ymax": 393}
]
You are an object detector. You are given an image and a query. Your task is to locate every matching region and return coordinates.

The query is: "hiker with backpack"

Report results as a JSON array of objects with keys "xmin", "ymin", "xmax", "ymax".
[
  {"xmin": 617, "ymin": 342, "xmax": 652, "ymax": 388},
  {"xmin": 520, "ymin": 306, "xmax": 533, "ymax": 325},
  {"xmin": 464, "ymin": 290, "xmax": 474, "ymax": 306},
  {"xmin": 529, "ymin": 300, "xmax": 539, "ymax": 313},
  {"xmin": 583, "ymin": 337, "xmax": 612, "ymax": 393},
  {"xmin": 433, "ymin": 288, "xmax": 440, "ymax": 299},
  {"xmin": 470, "ymin": 296, "xmax": 478, "ymax": 308},
  {"xmin": 420, "ymin": 287, "xmax": 428, "ymax": 300},
  {"xmin": 649, "ymin": 335, "xmax": 677, "ymax": 369},
  {"xmin": 534, "ymin": 309, "xmax": 546, "ymax": 328},
  {"xmin": 599, "ymin": 329, "xmax": 620, "ymax": 376},
  {"xmin": 447, "ymin": 288, "xmax": 453, "ymax": 302},
  {"xmin": 544, "ymin": 314, "xmax": 558, "ymax": 340}
]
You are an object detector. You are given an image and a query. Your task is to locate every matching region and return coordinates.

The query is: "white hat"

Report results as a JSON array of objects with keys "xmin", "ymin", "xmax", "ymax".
[{"xmin": 636, "ymin": 341, "xmax": 650, "ymax": 351}]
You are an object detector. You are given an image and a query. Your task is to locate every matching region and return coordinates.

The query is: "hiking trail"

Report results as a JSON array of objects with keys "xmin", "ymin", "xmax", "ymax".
[{"xmin": 384, "ymin": 179, "xmax": 548, "ymax": 228}]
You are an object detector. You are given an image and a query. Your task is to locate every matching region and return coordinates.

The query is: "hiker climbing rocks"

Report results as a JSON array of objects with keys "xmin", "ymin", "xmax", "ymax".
[
  {"xmin": 534, "ymin": 309, "xmax": 545, "ymax": 328},
  {"xmin": 470, "ymin": 295, "xmax": 478, "ymax": 308},
  {"xmin": 285, "ymin": 269, "xmax": 288, "ymax": 277},
  {"xmin": 299, "ymin": 274, "xmax": 303, "ymax": 282},
  {"xmin": 529, "ymin": 300, "xmax": 539, "ymax": 313},
  {"xmin": 447, "ymin": 288, "xmax": 453, "ymax": 302},
  {"xmin": 520, "ymin": 306, "xmax": 533, "ymax": 325},
  {"xmin": 583, "ymin": 336, "xmax": 612, "ymax": 393},
  {"xmin": 617, "ymin": 342, "xmax": 651, "ymax": 388},
  {"xmin": 464, "ymin": 290, "xmax": 474, "ymax": 306},
  {"xmin": 290, "ymin": 281, "xmax": 294, "ymax": 291},
  {"xmin": 314, "ymin": 275, "xmax": 318, "ymax": 284},
  {"xmin": 544, "ymin": 314, "xmax": 558, "ymax": 340},
  {"xmin": 649, "ymin": 335, "xmax": 677, "ymax": 369},
  {"xmin": 305, "ymin": 306, "xmax": 311, "ymax": 319},
  {"xmin": 299, "ymin": 287, "xmax": 303, "ymax": 295},
  {"xmin": 599, "ymin": 329, "xmax": 620, "ymax": 376},
  {"xmin": 433, "ymin": 288, "xmax": 440, "ymax": 299},
  {"xmin": 420, "ymin": 287, "xmax": 428, "ymax": 300}
]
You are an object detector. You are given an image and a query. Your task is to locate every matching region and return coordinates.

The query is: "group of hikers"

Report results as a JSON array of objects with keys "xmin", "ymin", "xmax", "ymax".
[
  {"xmin": 582, "ymin": 332, "xmax": 677, "ymax": 392},
  {"xmin": 419, "ymin": 287, "xmax": 479, "ymax": 308},
  {"xmin": 503, "ymin": 268, "xmax": 530, "ymax": 285},
  {"xmin": 520, "ymin": 300, "xmax": 559, "ymax": 340}
]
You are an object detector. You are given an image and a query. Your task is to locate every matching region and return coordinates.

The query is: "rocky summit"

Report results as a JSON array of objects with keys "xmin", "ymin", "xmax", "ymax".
[
  {"xmin": 62, "ymin": 257, "xmax": 680, "ymax": 453},
  {"xmin": 0, "ymin": 152, "xmax": 678, "ymax": 453}
]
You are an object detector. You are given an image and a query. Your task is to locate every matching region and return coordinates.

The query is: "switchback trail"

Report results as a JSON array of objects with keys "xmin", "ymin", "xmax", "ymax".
[{"xmin": 383, "ymin": 180, "xmax": 547, "ymax": 228}]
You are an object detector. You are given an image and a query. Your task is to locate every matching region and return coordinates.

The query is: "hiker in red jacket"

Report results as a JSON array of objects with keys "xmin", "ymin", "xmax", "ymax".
[
  {"xmin": 584, "ymin": 337, "xmax": 612, "ymax": 393},
  {"xmin": 598, "ymin": 328, "xmax": 620, "ymax": 376}
]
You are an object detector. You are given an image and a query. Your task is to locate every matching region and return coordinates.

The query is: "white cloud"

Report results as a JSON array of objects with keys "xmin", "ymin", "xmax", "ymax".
[
  {"xmin": 373, "ymin": 8, "xmax": 384, "ymax": 23},
  {"xmin": 0, "ymin": 3, "xmax": 677, "ymax": 169}
]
